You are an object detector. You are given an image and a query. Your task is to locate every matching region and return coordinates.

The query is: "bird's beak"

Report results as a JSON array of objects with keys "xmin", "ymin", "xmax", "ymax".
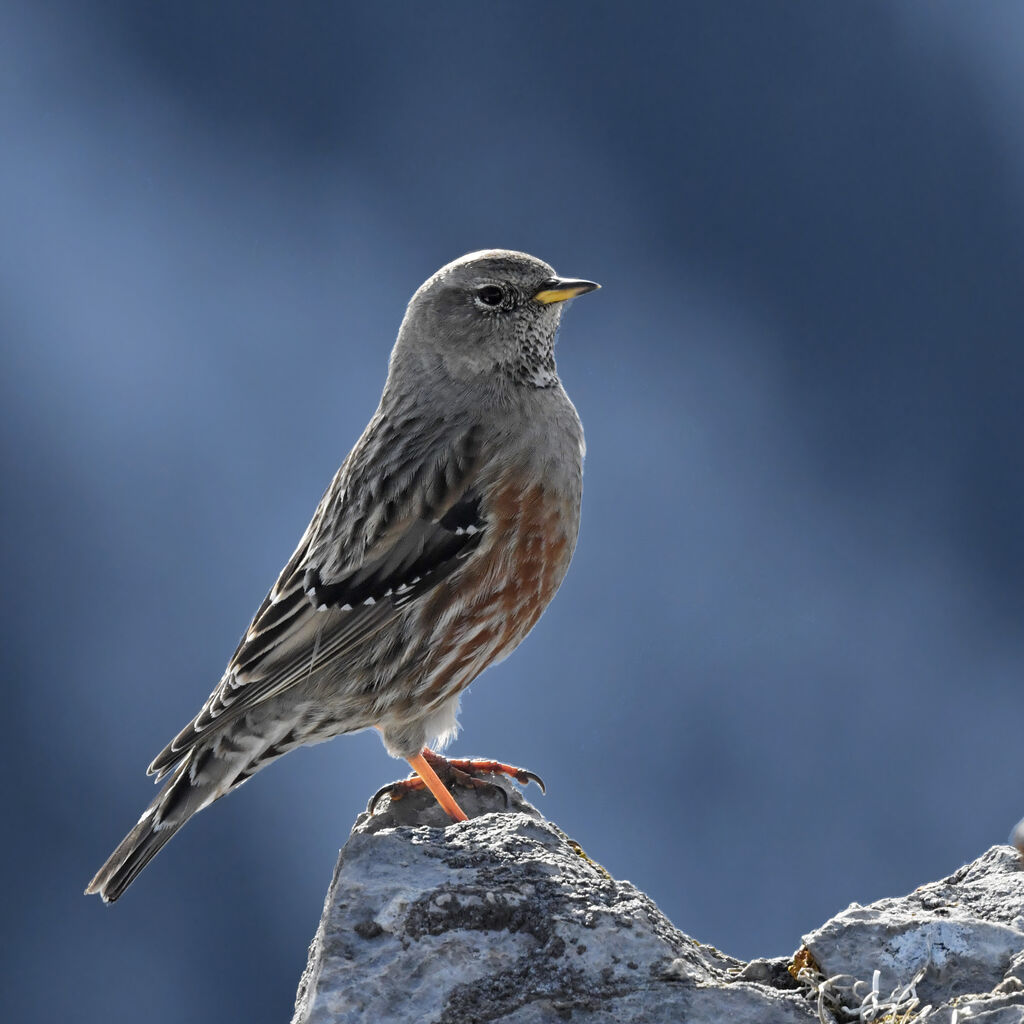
[{"xmin": 533, "ymin": 277, "xmax": 601, "ymax": 304}]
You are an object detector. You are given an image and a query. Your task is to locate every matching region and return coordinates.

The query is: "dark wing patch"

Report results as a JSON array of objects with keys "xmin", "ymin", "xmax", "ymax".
[
  {"xmin": 305, "ymin": 491, "xmax": 485, "ymax": 610},
  {"xmin": 147, "ymin": 488, "xmax": 487, "ymax": 779},
  {"xmin": 439, "ymin": 491, "xmax": 483, "ymax": 533}
]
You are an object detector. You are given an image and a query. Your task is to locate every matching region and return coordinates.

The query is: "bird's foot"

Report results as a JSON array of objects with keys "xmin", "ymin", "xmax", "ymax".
[
  {"xmin": 368, "ymin": 749, "xmax": 545, "ymax": 818},
  {"xmin": 431, "ymin": 753, "xmax": 546, "ymax": 795}
]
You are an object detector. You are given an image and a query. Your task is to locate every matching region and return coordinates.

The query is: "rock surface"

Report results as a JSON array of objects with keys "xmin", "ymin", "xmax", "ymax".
[
  {"xmin": 293, "ymin": 779, "xmax": 1024, "ymax": 1023},
  {"xmin": 803, "ymin": 844, "xmax": 1024, "ymax": 1022}
]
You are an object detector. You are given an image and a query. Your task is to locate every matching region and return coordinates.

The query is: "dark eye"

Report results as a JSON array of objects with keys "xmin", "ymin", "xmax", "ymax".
[{"xmin": 476, "ymin": 285, "xmax": 505, "ymax": 307}]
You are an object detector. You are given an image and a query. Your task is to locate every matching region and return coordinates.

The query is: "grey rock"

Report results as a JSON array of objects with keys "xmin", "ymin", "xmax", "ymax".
[
  {"xmin": 294, "ymin": 778, "xmax": 1024, "ymax": 1023},
  {"xmin": 803, "ymin": 844, "xmax": 1024, "ymax": 1021},
  {"xmin": 292, "ymin": 779, "xmax": 814, "ymax": 1023}
]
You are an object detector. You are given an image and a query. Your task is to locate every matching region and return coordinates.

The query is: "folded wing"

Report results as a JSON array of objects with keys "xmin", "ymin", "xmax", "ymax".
[{"xmin": 148, "ymin": 424, "xmax": 485, "ymax": 779}]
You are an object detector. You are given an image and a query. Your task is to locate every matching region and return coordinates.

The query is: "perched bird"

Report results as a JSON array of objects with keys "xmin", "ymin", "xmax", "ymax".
[{"xmin": 86, "ymin": 249, "xmax": 599, "ymax": 903}]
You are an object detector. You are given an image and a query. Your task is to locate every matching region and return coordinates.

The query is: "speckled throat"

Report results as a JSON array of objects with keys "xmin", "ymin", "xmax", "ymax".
[{"xmin": 505, "ymin": 324, "xmax": 559, "ymax": 388}]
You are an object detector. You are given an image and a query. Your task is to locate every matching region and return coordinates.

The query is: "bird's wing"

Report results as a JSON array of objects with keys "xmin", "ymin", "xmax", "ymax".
[{"xmin": 148, "ymin": 422, "xmax": 486, "ymax": 778}]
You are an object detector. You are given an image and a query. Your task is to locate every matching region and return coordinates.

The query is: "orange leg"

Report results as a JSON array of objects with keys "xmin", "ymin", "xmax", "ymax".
[{"xmin": 407, "ymin": 751, "xmax": 468, "ymax": 822}]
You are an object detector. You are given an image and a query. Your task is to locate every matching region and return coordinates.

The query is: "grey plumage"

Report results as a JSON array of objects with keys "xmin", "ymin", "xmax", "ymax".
[{"xmin": 86, "ymin": 250, "xmax": 597, "ymax": 902}]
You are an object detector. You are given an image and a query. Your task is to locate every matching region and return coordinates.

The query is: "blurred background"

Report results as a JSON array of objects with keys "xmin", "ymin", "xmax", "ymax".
[{"xmin": 3, "ymin": 1, "xmax": 1023, "ymax": 1020}]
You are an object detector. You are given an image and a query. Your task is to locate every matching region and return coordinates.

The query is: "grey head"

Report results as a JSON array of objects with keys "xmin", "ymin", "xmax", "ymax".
[{"xmin": 388, "ymin": 250, "xmax": 599, "ymax": 390}]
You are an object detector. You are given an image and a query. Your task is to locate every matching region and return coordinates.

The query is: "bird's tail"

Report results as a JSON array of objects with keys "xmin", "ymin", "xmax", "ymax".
[{"xmin": 85, "ymin": 748, "xmax": 218, "ymax": 903}]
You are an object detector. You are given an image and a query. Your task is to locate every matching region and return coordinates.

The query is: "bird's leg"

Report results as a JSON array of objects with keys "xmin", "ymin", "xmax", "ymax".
[
  {"xmin": 367, "ymin": 748, "xmax": 545, "ymax": 817},
  {"xmin": 366, "ymin": 751, "xmax": 470, "ymax": 820},
  {"xmin": 406, "ymin": 751, "xmax": 469, "ymax": 821}
]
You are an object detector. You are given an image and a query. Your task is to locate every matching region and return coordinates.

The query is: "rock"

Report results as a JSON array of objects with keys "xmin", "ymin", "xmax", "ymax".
[
  {"xmin": 293, "ymin": 778, "xmax": 1024, "ymax": 1023},
  {"xmin": 801, "ymin": 844, "xmax": 1024, "ymax": 1022}
]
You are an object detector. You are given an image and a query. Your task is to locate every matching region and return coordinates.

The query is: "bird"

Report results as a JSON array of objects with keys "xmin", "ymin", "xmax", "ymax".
[{"xmin": 86, "ymin": 249, "xmax": 599, "ymax": 903}]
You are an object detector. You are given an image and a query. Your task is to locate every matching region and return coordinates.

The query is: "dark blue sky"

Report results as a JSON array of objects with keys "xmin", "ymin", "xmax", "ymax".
[{"xmin": 4, "ymin": 3, "xmax": 1024, "ymax": 1021}]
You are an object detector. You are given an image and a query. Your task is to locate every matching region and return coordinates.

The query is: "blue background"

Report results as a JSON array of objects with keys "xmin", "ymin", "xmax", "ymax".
[{"xmin": 4, "ymin": 2, "xmax": 1023, "ymax": 1020}]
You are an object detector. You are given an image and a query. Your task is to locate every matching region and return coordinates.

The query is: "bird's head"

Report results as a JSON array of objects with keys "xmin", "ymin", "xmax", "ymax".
[{"xmin": 391, "ymin": 249, "xmax": 599, "ymax": 390}]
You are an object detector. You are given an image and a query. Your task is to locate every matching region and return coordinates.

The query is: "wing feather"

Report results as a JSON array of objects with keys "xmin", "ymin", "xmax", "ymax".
[{"xmin": 148, "ymin": 424, "xmax": 486, "ymax": 778}]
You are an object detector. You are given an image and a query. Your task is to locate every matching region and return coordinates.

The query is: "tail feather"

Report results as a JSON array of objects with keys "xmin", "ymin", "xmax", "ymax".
[
  {"xmin": 85, "ymin": 753, "xmax": 213, "ymax": 903},
  {"xmin": 86, "ymin": 716, "xmax": 304, "ymax": 902}
]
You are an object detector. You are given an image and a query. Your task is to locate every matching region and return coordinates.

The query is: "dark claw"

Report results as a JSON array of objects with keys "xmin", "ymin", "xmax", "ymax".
[
  {"xmin": 367, "ymin": 784, "xmax": 395, "ymax": 815},
  {"xmin": 480, "ymin": 780, "xmax": 510, "ymax": 809},
  {"xmin": 514, "ymin": 769, "xmax": 546, "ymax": 794},
  {"xmin": 367, "ymin": 781, "xmax": 417, "ymax": 814},
  {"xmin": 446, "ymin": 770, "xmax": 508, "ymax": 807}
]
